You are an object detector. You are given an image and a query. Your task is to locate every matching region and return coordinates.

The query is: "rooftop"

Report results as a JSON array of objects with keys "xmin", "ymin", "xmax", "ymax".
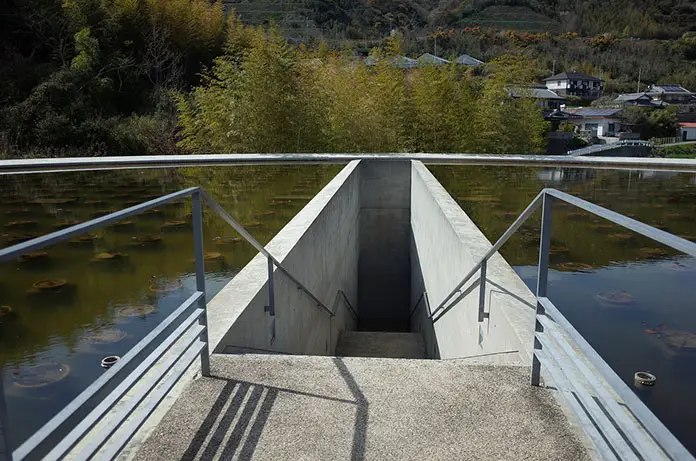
[
  {"xmin": 508, "ymin": 86, "xmax": 564, "ymax": 100},
  {"xmin": 417, "ymin": 53, "xmax": 450, "ymax": 66},
  {"xmin": 564, "ymin": 108, "xmax": 622, "ymax": 117},
  {"xmin": 648, "ymin": 84, "xmax": 694, "ymax": 94},
  {"xmin": 544, "ymin": 72, "xmax": 604, "ymax": 82},
  {"xmin": 456, "ymin": 54, "xmax": 484, "ymax": 66}
]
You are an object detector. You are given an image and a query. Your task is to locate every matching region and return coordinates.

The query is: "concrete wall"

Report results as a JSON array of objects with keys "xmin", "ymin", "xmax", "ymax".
[
  {"xmin": 207, "ymin": 161, "xmax": 360, "ymax": 356},
  {"xmin": 357, "ymin": 161, "xmax": 411, "ymax": 331},
  {"xmin": 409, "ymin": 161, "xmax": 536, "ymax": 364}
]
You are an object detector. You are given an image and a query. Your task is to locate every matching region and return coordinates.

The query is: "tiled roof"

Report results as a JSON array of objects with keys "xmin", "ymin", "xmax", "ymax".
[
  {"xmin": 564, "ymin": 108, "xmax": 622, "ymax": 117},
  {"xmin": 456, "ymin": 54, "xmax": 484, "ymax": 66},
  {"xmin": 544, "ymin": 72, "xmax": 604, "ymax": 82}
]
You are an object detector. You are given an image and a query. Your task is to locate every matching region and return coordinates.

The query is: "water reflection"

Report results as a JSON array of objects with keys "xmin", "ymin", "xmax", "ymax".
[
  {"xmin": 0, "ymin": 164, "xmax": 341, "ymax": 449},
  {"xmin": 429, "ymin": 165, "xmax": 696, "ymax": 455}
]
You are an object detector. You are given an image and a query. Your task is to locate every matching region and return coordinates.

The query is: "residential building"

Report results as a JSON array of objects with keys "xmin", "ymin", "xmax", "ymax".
[
  {"xmin": 681, "ymin": 122, "xmax": 696, "ymax": 141},
  {"xmin": 507, "ymin": 86, "xmax": 565, "ymax": 112},
  {"xmin": 646, "ymin": 84, "xmax": 696, "ymax": 105},
  {"xmin": 455, "ymin": 54, "xmax": 484, "ymax": 66},
  {"xmin": 365, "ymin": 55, "xmax": 418, "ymax": 69},
  {"xmin": 543, "ymin": 72, "xmax": 605, "ymax": 100},
  {"xmin": 613, "ymin": 92, "xmax": 662, "ymax": 108},
  {"xmin": 417, "ymin": 53, "xmax": 450, "ymax": 66},
  {"xmin": 563, "ymin": 108, "xmax": 623, "ymax": 136}
]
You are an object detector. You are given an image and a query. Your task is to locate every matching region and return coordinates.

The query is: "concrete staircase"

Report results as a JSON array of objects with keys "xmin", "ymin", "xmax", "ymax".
[
  {"xmin": 335, "ymin": 331, "xmax": 426, "ymax": 359},
  {"xmin": 134, "ymin": 354, "xmax": 589, "ymax": 461}
]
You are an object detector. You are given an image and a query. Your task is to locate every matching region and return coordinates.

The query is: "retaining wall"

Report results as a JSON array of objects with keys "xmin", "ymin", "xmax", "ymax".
[
  {"xmin": 207, "ymin": 161, "xmax": 360, "ymax": 356},
  {"xmin": 410, "ymin": 161, "xmax": 536, "ymax": 363}
]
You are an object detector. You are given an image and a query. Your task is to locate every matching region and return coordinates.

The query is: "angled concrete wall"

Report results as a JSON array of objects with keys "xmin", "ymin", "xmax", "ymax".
[
  {"xmin": 410, "ymin": 161, "xmax": 536, "ymax": 364},
  {"xmin": 208, "ymin": 161, "xmax": 360, "ymax": 356}
]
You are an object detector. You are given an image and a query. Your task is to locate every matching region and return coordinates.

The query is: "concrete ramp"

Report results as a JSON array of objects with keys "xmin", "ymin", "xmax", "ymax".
[
  {"xmin": 134, "ymin": 354, "xmax": 588, "ymax": 461},
  {"xmin": 335, "ymin": 331, "xmax": 426, "ymax": 359}
]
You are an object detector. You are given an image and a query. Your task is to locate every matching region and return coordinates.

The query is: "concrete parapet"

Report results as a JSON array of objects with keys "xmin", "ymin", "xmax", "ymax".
[
  {"xmin": 410, "ymin": 161, "xmax": 535, "ymax": 363},
  {"xmin": 207, "ymin": 161, "xmax": 360, "ymax": 356}
]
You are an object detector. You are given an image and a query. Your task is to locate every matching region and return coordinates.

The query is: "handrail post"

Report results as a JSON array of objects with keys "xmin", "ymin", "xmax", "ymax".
[
  {"xmin": 532, "ymin": 192, "xmax": 553, "ymax": 386},
  {"xmin": 265, "ymin": 257, "xmax": 275, "ymax": 316},
  {"xmin": 478, "ymin": 260, "xmax": 489, "ymax": 322},
  {"xmin": 192, "ymin": 190, "xmax": 210, "ymax": 377},
  {"xmin": 0, "ymin": 370, "xmax": 11, "ymax": 461}
]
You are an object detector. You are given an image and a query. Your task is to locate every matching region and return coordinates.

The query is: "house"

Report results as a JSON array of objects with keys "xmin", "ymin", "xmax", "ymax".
[
  {"xmin": 455, "ymin": 54, "xmax": 484, "ymax": 66},
  {"xmin": 365, "ymin": 55, "xmax": 418, "ymax": 69},
  {"xmin": 563, "ymin": 108, "xmax": 623, "ymax": 136},
  {"xmin": 614, "ymin": 92, "xmax": 662, "ymax": 108},
  {"xmin": 646, "ymin": 84, "xmax": 696, "ymax": 105},
  {"xmin": 681, "ymin": 122, "xmax": 696, "ymax": 141},
  {"xmin": 507, "ymin": 86, "xmax": 565, "ymax": 112},
  {"xmin": 417, "ymin": 53, "xmax": 450, "ymax": 66},
  {"xmin": 543, "ymin": 72, "xmax": 605, "ymax": 100}
]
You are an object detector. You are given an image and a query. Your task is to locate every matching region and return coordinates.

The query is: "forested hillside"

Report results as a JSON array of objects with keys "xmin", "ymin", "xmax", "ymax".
[
  {"xmin": 1, "ymin": 0, "xmax": 694, "ymax": 157},
  {"xmin": 308, "ymin": 0, "xmax": 696, "ymax": 39}
]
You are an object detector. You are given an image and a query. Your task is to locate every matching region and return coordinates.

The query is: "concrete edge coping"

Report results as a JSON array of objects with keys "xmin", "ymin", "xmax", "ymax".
[
  {"xmin": 4, "ymin": 153, "xmax": 696, "ymax": 175},
  {"xmin": 206, "ymin": 159, "xmax": 361, "ymax": 353},
  {"xmin": 411, "ymin": 161, "xmax": 536, "ymax": 363}
]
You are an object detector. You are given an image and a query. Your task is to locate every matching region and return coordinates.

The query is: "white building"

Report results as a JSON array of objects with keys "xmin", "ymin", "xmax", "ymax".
[
  {"xmin": 681, "ymin": 122, "xmax": 696, "ymax": 141},
  {"xmin": 564, "ymin": 108, "xmax": 623, "ymax": 136},
  {"xmin": 543, "ymin": 72, "xmax": 605, "ymax": 100}
]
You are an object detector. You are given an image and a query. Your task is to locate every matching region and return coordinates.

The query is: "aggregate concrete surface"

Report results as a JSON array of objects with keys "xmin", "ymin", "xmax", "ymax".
[
  {"xmin": 334, "ymin": 331, "xmax": 426, "ymax": 359},
  {"xmin": 134, "ymin": 354, "xmax": 589, "ymax": 461}
]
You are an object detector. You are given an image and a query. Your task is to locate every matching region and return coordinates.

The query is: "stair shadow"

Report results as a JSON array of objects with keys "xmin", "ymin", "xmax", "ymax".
[{"xmin": 181, "ymin": 361, "xmax": 368, "ymax": 461}]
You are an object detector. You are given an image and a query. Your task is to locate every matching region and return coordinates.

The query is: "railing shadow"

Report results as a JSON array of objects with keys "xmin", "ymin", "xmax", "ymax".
[{"xmin": 180, "ymin": 359, "xmax": 369, "ymax": 461}]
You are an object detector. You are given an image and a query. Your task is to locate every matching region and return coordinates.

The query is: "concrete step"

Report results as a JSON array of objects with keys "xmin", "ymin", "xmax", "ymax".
[
  {"xmin": 134, "ymin": 354, "xmax": 588, "ymax": 461},
  {"xmin": 335, "ymin": 331, "xmax": 426, "ymax": 359}
]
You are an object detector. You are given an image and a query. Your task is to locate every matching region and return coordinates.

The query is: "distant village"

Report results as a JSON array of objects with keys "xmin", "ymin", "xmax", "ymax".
[{"xmin": 364, "ymin": 52, "xmax": 696, "ymax": 147}]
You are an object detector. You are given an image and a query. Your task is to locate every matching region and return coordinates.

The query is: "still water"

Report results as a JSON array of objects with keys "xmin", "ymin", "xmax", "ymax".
[
  {"xmin": 2, "ymin": 163, "xmax": 696, "ymax": 455},
  {"xmin": 430, "ymin": 165, "xmax": 696, "ymax": 454},
  {"xmin": 0, "ymin": 165, "xmax": 342, "ymax": 450}
]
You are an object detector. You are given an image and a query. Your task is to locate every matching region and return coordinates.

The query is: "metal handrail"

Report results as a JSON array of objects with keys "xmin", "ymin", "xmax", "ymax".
[
  {"xmin": 427, "ymin": 188, "xmax": 696, "ymax": 459},
  {"xmin": 0, "ymin": 187, "xmax": 334, "ymax": 461},
  {"xmin": 336, "ymin": 290, "xmax": 359, "ymax": 321}
]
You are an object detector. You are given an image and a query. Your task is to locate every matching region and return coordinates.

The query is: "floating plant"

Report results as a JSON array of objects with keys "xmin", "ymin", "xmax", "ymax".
[
  {"xmin": 5, "ymin": 208, "xmax": 32, "ymax": 217},
  {"xmin": 213, "ymin": 236, "xmax": 241, "ymax": 246},
  {"xmin": 140, "ymin": 208, "xmax": 163, "ymax": 217},
  {"xmin": 5, "ymin": 233, "xmax": 40, "ymax": 246},
  {"xmin": 0, "ymin": 305, "xmax": 15, "ymax": 319},
  {"xmin": 110, "ymin": 220, "xmax": 135, "ymax": 231},
  {"xmin": 52, "ymin": 221, "xmax": 80, "ymax": 231},
  {"xmin": 148, "ymin": 277, "xmax": 183, "ymax": 293},
  {"xmin": 32, "ymin": 279, "xmax": 68, "ymax": 292},
  {"xmin": 13, "ymin": 363, "xmax": 70, "ymax": 388},
  {"xmin": 639, "ymin": 247, "xmax": 669, "ymax": 258},
  {"xmin": 660, "ymin": 330, "xmax": 696, "ymax": 353},
  {"xmin": 128, "ymin": 235, "xmax": 162, "ymax": 247},
  {"xmin": 596, "ymin": 290, "xmax": 635, "ymax": 305},
  {"xmin": 68, "ymin": 234, "xmax": 100, "ymax": 246},
  {"xmin": 30, "ymin": 198, "xmax": 76, "ymax": 205},
  {"xmin": 270, "ymin": 200, "xmax": 291, "ymax": 207},
  {"xmin": 5, "ymin": 220, "xmax": 38, "ymax": 230},
  {"xmin": 259, "ymin": 210, "xmax": 276, "ymax": 217},
  {"xmin": 242, "ymin": 221, "xmax": 262, "ymax": 229},
  {"xmin": 161, "ymin": 221, "xmax": 189, "ymax": 231},
  {"xmin": 117, "ymin": 304, "xmax": 156, "ymax": 318},
  {"xmin": 555, "ymin": 262, "xmax": 593, "ymax": 272},
  {"xmin": 607, "ymin": 233, "xmax": 634, "ymax": 242},
  {"xmin": 18, "ymin": 251, "xmax": 50, "ymax": 263},
  {"xmin": 91, "ymin": 252, "xmax": 126, "ymax": 263},
  {"xmin": 84, "ymin": 327, "xmax": 128, "ymax": 345},
  {"xmin": 549, "ymin": 245, "xmax": 570, "ymax": 255}
]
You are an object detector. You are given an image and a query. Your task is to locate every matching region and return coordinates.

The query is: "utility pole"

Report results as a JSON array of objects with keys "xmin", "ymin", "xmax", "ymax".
[
  {"xmin": 552, "ymin": 60, "xmax": 556, "ymax": 75},
  {"xmin": 637, "ymin": 67, "xmax": 642, "ymax": 93}
]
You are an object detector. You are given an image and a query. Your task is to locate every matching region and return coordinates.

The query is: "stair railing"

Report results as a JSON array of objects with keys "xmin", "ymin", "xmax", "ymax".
[
  {"xmin": 429, "ymin": 188, "xmax": 695, "ymax": 460},
  {"xmin": 0, "ymin": 187, "xmax": 332, "ymax": 461}
]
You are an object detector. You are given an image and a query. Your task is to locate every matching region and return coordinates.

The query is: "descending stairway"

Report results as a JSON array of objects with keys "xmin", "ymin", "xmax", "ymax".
[
  {"xmin": 134, "ymin": 354, "xmax": 589, "ymax": 460},
  {"xmin": 335, "ymin": 331, "xmax": 426, "ymax": 359}
]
